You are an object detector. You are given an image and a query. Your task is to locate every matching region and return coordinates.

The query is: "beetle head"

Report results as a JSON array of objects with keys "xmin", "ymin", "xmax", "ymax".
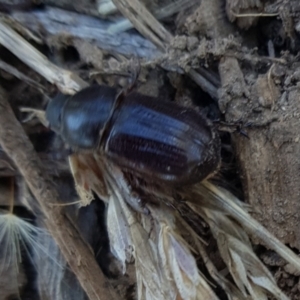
[{"xmin": 46, "ymin": 93, "xmax": 69, "ymax": 133}]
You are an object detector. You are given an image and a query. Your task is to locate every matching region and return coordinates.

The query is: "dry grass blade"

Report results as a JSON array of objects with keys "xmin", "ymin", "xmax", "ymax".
[
  {"xmin": 202, "ymin": 208, "xmax": 287, "ymax": 299},
  {"xmin": 101, "ymin": 165, "xmax": 165, "ymax": 300},
  {"xmin": 107, "ymin": 195, "xmax": 133, "ymax": 274},
  {"xmin": 228, "ymin": 237, "xmax": 288, "ymax": 299},
  {"xmin": 183, "ymin": 182, "xmax": 292, "ymax": 299},
  {"xmin": 173, "ymin": 212, "xmax": 248, "ymax": 300},
  {"xmin": 150, "ymin": 206, "xmax": 219, "ymax": 300},
  {"xmin": 188, "ymin": 69, "xmax": 219, "ymax": 100},
  {"xmin": 72, "ymin": 156, "xmax": 220, "ymax": 299},
  {"xmin": 122, "ymin": 0, "xmax": 173, "ymax": 43},
  {"xmin": 187, "ymin": 181, "xmax": 300, "ymax": 271},
  {"xmin": 192, "ymin": 237, "xmax": 247, "ymax": 300},
  {"xmin": 0, "ymin": 15, "xmax": 43, "ymax": 44},
  {"xmin": 108, "ymin": 0, "xmax": 196, "ymax": 34},
  {"xmin": 110, "ymin": 0, "xmax": 175, "ymax": 46},
  {"xmin": 0, "ymin": 59, "xmax": 45, "ymax": 92},
  {"xmin": 111, "ymin": 0, "xmax": 169, "ymax": 50},
  {"xmin": 129, "ymin": 221, "xmax": 164, "ymax": 300},
  {"xmin": 0, "ymin": 21, "xmax": 88, "ymax": 94}
]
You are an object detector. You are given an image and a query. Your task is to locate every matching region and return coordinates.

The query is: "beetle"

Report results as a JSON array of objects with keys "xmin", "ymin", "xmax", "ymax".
[{"xmin": 46, "ymin": 84, "xmax": 221, "ymax": 185}]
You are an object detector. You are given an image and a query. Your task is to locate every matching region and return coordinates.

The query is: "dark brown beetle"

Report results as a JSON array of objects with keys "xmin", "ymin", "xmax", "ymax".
[{"xmin": 46, "ymin": 85, "xmax": 221, "ymax": 185}]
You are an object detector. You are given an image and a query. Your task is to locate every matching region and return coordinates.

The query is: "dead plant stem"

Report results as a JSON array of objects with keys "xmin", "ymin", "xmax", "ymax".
[{"xmin": 0, "ymin": 86, "xmax": 121, "ymax": 300}]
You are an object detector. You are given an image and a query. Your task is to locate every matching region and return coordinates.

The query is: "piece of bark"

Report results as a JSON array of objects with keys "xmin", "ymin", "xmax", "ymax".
[
  {"xmin": 219, "ymin": 56, "xmax": 300, "ymax": 249},
  {"xmin": 0, "ymin": 87, "xmax": 121, "ymax": 299},
  {"xmin": 234, "ymin": 116, "xmax": 300, "ymax": 249}
]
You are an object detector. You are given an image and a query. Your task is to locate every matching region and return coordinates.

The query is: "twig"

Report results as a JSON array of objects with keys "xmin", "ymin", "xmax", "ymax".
[
  {"xmin": 230, "ymin": 10, "xmax": 279, "ymax": 18},
  {"xmin": 0, "ymin": 21, "xmax": 88, "ymax": 95},
  {"xmin": 226, "ymin": 52, "xmax": 287, "ymax": 66},
  {"xmin": 0, "ymin": 87, "xmax": 121, "ymax": 300},
  {"xmin": 201, "ymin": 181, "xmax": 300, "ymax": 271},
  {"xmin": 108, "ymin": 0, "xmax": 197, "ymax": 33},
  {"xmin": 0, "ymin": 15, "xmax": 43, "ymax": 44},
  {"xmin": 188, "ymin": 69, "xmax": 219, "ymax": 101},
  {"xmin": 111, "ymin": 0, "xmax": 169, "ymax": 50}
]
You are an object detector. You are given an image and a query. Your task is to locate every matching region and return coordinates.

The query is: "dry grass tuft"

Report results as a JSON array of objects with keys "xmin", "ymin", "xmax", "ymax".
[{"xmin": 69, "ymin": 153, "xmax": 298, "ymax": 299}]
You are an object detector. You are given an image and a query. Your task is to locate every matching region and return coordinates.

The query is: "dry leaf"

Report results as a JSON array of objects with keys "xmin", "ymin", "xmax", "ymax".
[
  {"xmin": 68, "ymin": 151, "xmax": 294, "ymax": 300},
  {"xmin": 184, "ymin": 183, "xmax": 290, "ymax": 300},
  {"xmin": 107, "ymin": 195, "xmax": 133, "ymax": 273}
]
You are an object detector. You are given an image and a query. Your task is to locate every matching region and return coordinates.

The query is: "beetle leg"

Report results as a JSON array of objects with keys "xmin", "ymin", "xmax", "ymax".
[{"xmin": 214, "ymin": 119, "xmax": 250, "ymax": 138}]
